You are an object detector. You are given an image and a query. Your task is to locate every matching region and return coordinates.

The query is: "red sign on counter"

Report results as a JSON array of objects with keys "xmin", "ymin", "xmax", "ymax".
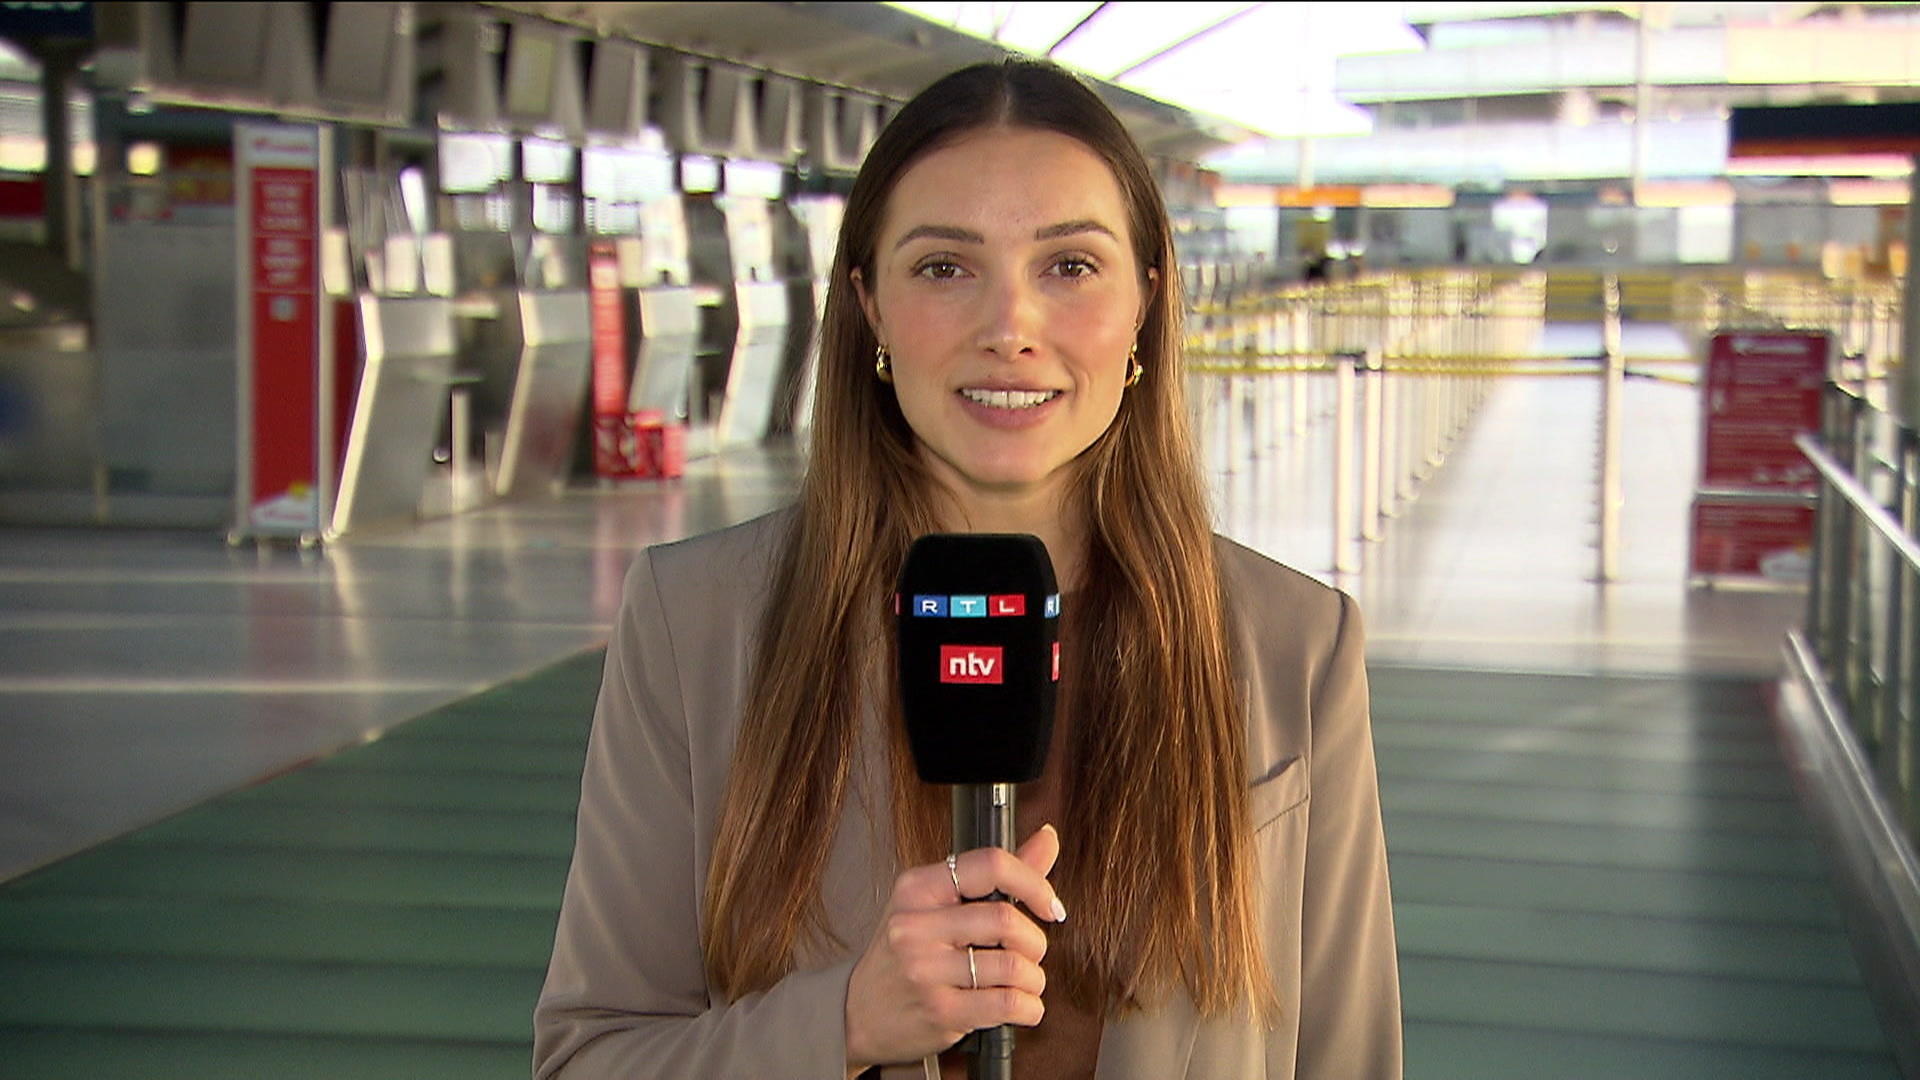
[
  {"xmin": 1699, "ymin": 332, "xmax": 1827, "ymax": 491},
  {"xmin": 1691, "ymin": 499, "xmax": 1816, "ymax": 580},
  {"xmin": 586, "ymin": 238, "xmax": 684, "ymax": 480},
  {"xmin": 1690, "ymin": 331, "xmax": 1826, "ymax": 582},
  {"xmin": 235, "ymin": 123, "xmax": 323, "ymax": 538},
  {"xmin": 588, "ymin": 240, "xmax": 628, "ymax": 419}
]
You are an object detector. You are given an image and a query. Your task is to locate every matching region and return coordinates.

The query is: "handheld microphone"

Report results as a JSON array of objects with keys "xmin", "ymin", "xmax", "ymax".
[{"xmin": 895, "ymin": 534, "xmax": 1059, "ymax": 1080}]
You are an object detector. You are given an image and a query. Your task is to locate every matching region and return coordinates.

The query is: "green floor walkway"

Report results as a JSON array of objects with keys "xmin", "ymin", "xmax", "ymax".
[
  {"xmin": 0, "ymin": 651, "xmax": 602, "ymax": 1079},
  {"xmin": 0, "ymin": 656, "xmax": 1901, "ymax": 1078},
  {"xmin": 1370, "ymin": 668, "xmax": 1899, "ymax": 1080}
]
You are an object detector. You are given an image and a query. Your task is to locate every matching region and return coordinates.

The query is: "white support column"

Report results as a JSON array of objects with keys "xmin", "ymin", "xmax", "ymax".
[
  {"xmin": 1362, "ymin": 352, "xmax": 1383, "ymax": 542},
  {"xmin": 1223, "ymin": 376, "xmax": 1241, "ymax": 474},
  {"xmin": 1379, "ymin": 373, "xmax": 1399, "ymax": 519},
  {"xmin": 1407, "ymin": 374, "xmax": 1421, "ymax": 496},
  {"xmin": 1335, "ymin": 352, "xmax": 1359, "ymax": 574},
  {"xmin": 1599, "ymin": 274, "xmax": 1625, "ymax": 582}
]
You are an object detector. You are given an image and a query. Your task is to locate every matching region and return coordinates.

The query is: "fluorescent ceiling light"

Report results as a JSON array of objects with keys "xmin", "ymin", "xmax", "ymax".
[
  {"xmin": 1830, "ymin": 179, "xmax": 1909, "ymax": 205},
  {"xmin": 1726, "ymin": 154, "xmax": 1915, "ymax": 177},
  {"xmin": 1361, "ymin": 184, "xmax": 1456, "ymax": 207},
  {"xmin": 1633, "ymin": 180, "xmax": 1734, "ymax": 207}
]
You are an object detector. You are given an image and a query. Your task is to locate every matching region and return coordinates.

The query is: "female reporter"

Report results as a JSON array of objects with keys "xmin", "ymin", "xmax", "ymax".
[{"xmin": 535, "ymin": 59, "xmax": 1401, "ymax": 1079}]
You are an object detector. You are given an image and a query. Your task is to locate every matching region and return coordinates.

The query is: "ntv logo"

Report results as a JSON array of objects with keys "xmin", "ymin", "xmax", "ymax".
[{"xmin": 939, "ymin": 645, "xmax": 1003, "ymax": 685}]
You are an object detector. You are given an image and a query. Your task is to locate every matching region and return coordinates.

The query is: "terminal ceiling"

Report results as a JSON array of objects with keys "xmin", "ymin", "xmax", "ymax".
[
  {"xmin": 486, "ymin": 1, "xmax": 1250, "ymax": 159},
  {"xmin": 490, "ymin": 2, "xmax": 1920, "ymax": 185}
]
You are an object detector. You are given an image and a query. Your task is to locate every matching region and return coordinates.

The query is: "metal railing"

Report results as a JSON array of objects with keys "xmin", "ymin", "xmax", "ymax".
[
  {"xmin": 1802, "ymin": 384, "xmax": 1920, "ymax": 843},
  {"xmin": 1184, "ymin": 266, "xmax": 1910, "ymax": 580},
  {"xmin": 1667, "ymin": 260, "xmax": 1920, "ymax": 1074},
  {"xmin": 1785, "ymin": 381, "xmax": 1920, "ymax": 1076}
]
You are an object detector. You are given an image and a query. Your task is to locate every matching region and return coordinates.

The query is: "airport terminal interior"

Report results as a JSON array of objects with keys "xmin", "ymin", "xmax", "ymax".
[{"xmin": 2, "ymin": 2, "xmax": 1919, "ymax": 1077}]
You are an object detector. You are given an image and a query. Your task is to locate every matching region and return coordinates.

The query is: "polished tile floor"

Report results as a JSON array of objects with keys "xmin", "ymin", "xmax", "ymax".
[
  {"xmin": 1207, "ymin": 320, "xmax": 1801, "ymax": 671},
  {"xmin": 0, "ymin": 322, "xmax": 1802, "ymax": 888},
  {"xmin": 1, "ymin": 639, "xmax": 1895, "ymax": 1078}
]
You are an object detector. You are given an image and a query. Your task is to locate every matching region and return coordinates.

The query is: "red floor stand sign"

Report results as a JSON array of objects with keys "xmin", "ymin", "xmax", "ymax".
[
  {"xmin": 232, "ymin": 122, "xmax": 333, "ymax": 543},
  {"xmin": 1690, "ymin": 499, "xmax": 1817, "ymax": 579},
  {"xmin": 1688, "ymin": 331, "xmax": 1827, "ymax": 584},
  {"xmin": 587, "ymin": 240, "xmax": 630, "ymax": 476},
  {"xmin": 587, "ymin": 239, "xmax": 685, "ymax": 480}
]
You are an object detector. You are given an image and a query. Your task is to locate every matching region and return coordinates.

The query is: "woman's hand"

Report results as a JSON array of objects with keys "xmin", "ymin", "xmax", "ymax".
[{"xmin": 843, "ymin": 824, "xmax": 1066, "ymax": 1074}]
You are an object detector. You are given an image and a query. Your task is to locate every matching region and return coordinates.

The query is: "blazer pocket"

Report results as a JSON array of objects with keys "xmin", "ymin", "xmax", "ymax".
[{"xmin": 1248, "ymin": 756, "xmax": 1308, "ymax": 832}]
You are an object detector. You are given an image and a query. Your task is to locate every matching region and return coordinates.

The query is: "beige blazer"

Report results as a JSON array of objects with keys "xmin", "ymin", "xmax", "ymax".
[{"xmin": 534, "ymin": 511, "xmax": 1402, "ymax": 1079}]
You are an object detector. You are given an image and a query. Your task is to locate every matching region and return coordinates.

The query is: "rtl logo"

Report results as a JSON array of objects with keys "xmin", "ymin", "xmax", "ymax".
[
  {"xmin": 939, "ymin": 645, "xmax": 1003, "ymax": 685},
  {"xmin": 894, "ymin": 594, "xmax": 1059, "ymax": 618}
]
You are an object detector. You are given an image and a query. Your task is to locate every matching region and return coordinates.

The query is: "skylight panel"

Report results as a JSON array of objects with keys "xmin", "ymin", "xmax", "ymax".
[
  {"xmin": 1049, "ymin": 2, "xmax": 1261, "ymax": 77},
  {"xmin": 888, "ymin": 2, "xmax": 1105, "ymax": 50},
  {"xmin": 886, "ymin": 2, "xmax": 1425, "ymax": 138},
  {"xmin": 1116, "ymin": 4, "xmax": 1418, "ymax": 135}
]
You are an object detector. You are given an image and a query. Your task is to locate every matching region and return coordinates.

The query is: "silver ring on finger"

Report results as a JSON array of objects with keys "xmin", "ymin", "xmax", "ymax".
[
  {"xmin": 966, "ymin": 945, "xmax": 979, "ymax": 990},
  {"xmin": 947, "ymin": 852, "xmax": 963, "ymax": 900}
]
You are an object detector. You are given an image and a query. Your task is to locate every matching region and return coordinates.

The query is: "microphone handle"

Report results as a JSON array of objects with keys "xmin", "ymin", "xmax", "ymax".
[{"xmin": 954, "ymin": 783, "xmax": 1016, "ymax": 1080}]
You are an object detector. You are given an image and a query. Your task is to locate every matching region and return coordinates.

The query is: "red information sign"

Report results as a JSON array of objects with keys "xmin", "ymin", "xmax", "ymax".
[
  {"xmin": 588, "ymin": 240, "xmax": 628, "ymax": 420},
  {"xmin": 1691, "ymin": 499, "xmax": 1815, "ymax": 580},
  {"xmin": 586, "ymin": 239, "xmax": 684, "ymax": 479},
  {"xmin": 235, "ymin": 123, "xmax": 322, "ymax": 537},
  {"xmin": 1690, "ymin": 331, "xmax": 1826, "ymax": 581},
  {"xmin": 592, "ymin": 409, "xmax": 686, "ymax": 480},
  {"xmin": 1699, "ymin": 332, "xmax": 1827, "ymax": 491}
]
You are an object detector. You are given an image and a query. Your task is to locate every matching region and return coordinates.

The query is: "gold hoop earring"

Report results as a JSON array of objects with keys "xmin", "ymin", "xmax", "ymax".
[
  {"xmin": 1125, "ymin": 341, "xmax": 1143, "ymax": 388},
  {"xmin": 875, "ymin": 345, "xmax": 893, "ymax": 384}
]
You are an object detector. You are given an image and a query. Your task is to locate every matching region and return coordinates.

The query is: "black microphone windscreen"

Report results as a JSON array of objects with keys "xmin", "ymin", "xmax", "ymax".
[{"xmin": 895, "ymin": 534, "xmax": 1059, "ymax": 785}]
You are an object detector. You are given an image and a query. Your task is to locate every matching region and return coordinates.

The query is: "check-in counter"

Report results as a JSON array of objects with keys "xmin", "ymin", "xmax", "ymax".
[
  {"xmin": 484, "ymin": 289, "xmax": 592, "ymax": 499},
  {"xmin": 687, "ymin": 190, "xmax": 795, "ymax": 450},
  {"xmin": 330, "ymin": 294, "xmax": 457, "ymax": 536},
  {"xmin": 0, "ymin": 322, "xmax": 95, "ymax": 502},
  {"xmin": 716, "ymin": 279, "xmax": 791, "ymax": 447},
  {"xmin": 781, "ymin": 194, "xmax": 844, "ymax": 437},
  {"xmin": 629, "ymin": 285, "xmax": 700, "ymax": 417}
]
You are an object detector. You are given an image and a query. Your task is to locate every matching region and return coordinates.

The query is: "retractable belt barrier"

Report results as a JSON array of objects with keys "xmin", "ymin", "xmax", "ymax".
[{"xmin": 1179, "ymin": 269, "xmax": 1548, "ymax": 574}]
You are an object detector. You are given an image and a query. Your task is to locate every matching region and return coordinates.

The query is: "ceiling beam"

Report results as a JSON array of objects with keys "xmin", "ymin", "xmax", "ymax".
[{"xmin": 1045, "ymin": 2, "xmax": 1109, "ymax": 56}]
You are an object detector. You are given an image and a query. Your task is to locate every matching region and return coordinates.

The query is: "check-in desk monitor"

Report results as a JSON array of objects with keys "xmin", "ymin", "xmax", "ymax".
[{"xmin": 584, "ymin": 148, "xmax": 697, "ymax": 422}]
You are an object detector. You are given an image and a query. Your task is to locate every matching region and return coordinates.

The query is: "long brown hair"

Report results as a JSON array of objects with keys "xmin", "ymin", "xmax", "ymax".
[{"xmin": 702, "ymin": 59, "xmax": 1274, "ymax": 1021}]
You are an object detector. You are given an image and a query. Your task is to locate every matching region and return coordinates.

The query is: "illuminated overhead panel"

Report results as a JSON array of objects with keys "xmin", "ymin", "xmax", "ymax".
[
  {"xmin": 175, "ymin": 1, "xmax": 319, "ymax": 112},
  {"xmin": 92, "ymin": 1, "xmax": 415, "ymax": 126},
  {"xmin": 655, "ymin": 52, "xmax": 754, "ymax": 158},
  {"xmin": 754, "ymin": 75, "xmax": 806, "ymax": 163},
  {"xmin": 805, "ymin": 86, "xmax": 882, "ymax": 174},
  {"xmin": 499, "ymin": 20, "xmax": 585, "ymax": 142},
  {"xmin": 89, "ymin": 3, "xmax": 178, "ymax": 91},
  {"xmin": 316, "ymin": 2, "xmax": 417, "ymax": 126},
  {"xmin": 584, "ymin": 38, "xmax": 650, "ymax": 142},
  {"xmin": 416, "ymin": 9, "xmax": 502, "ymax": 130}
]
